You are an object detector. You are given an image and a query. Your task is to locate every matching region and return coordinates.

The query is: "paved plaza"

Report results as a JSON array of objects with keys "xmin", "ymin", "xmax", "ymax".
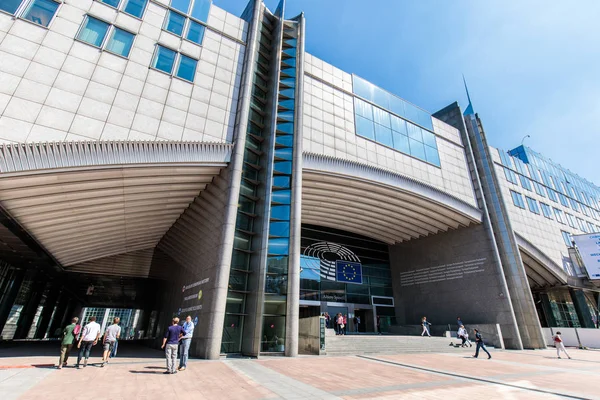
[{"xmin": 0, "ymin": 342, "xmax": 599, "ymax": 399}]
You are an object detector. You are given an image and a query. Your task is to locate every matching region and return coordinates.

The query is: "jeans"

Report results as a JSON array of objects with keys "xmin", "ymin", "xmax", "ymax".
[
  {"xmin": 165, "ymin": 344, "xmax": 178, "ymax": 372},
  {"xmin": 421, "ymin": 326, "xmax": 430, "ymax": 336},
  {"xmin": 179, "ymin": 338, "xmax": 191, "ymax": 368},
  {"xmin": 475, "ymin": 341, "xmax": 491, "ymax": 358},
  {"xmin": 77, "ymin": 341, "xmax": 94, "ymax": 365},
  {"xmin": 59, "ymin": 344, "xmax": 72, "ymax": 366}
]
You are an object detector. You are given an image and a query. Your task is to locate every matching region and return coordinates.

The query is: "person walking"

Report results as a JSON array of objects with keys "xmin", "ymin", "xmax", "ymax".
[
  {"xmin": 553, "ymin": 331, "xmax": 571, "ymax": 359},
  {"xmin": 161, "ymin": 317, "xmax": 184, "ymax": 374},
  {"xmin": 353, "ymin": 315, "xmax": 360, "ymax": 333},
  {"xmin": 457, "ymin": 325, "xmax": 472, "ymax": 348},
  {"xmin": 421, "ymin": 317, "xmax": 431, "ymax": 337},
  {"xmin": 457, "ymin": 316, "xmax": 463, "ymax": 328},
  {"xmin": 76, "ymin": 316, "xmax": 101, "ymax": 369},
  {"xmin": 376, "ymin": 315, "xmax": 381, "ymax": 335},
  {"xmin": 57, "ymin": 317, "xmax": 79, "ymax": 369},
  {"xmin": 343, "ymin": 314, "xmax": 348, "ymax": 335},
  {"xmin": 336, "ymin": 313, "xmax": 344, "ymax": 335},
  {"xmin": 324, "ymin": 312, "xmax": 330, "ymax": 328},
  {"xmin": 473, "ymin": 329, "xmax": 491, "ymax": 359},
  {"xmin": 178, "ymin": 315, "xmax": 195, "ymax": 371},
  {"xmin": 101, "ymin": 317, "xmax": 121, "ymax": 367}
]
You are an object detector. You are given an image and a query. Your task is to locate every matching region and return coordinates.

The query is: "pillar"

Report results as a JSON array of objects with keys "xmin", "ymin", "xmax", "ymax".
[
  {"xmin": 14, "ymin": 277, "xmax": 46, "ymax": 339},
  {"xmin": 0, "ymin": 268, "xmax": 25, "ymax": 335},
  {"xmin": 569, "ymin": 288, "xmax": 595, "ymax": 328},
  {"xmin": 47, "ymin": 291, "xmax": 70, "ymax": 338},
  {"xmin": 539, "ymin": 292, "xmax": 557, "ymax": 327},
  {"xmin": 34, "ymin": 284, "xmax": 61, "ymax": 339}
]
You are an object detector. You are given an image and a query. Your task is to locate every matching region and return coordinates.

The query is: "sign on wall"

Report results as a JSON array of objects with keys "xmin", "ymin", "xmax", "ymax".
[{"xmin": 572, "ymin": 233, "xmax": 600, "ymax": 279}]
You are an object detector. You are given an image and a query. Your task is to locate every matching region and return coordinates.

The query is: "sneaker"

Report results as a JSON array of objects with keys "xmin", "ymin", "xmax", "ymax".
[
  {"xmin": 558, "ymin": 356, "xmax": 562, "ymax": 359},
  {"xmin": 77, "ymin": 365, "xmax": 82, "ymax": 369},
  {"xmin": 171, "ymin": 370, "xmax": 177, "ymax": 374},
  {"xmin": 488, "ymin": 356, "xmax": 492, "ymax": 359},
  {"xmin": 57, "ymin": 366, "xmax": 62, "ymax": 370},
  {"xmin": 472, "ymin": 356, "xmax": 477, "ymax": 358},
  {"xmin": 179, "ymin": 367, "xmax": 186, "ymax": 371},
  {"xmin": 568, "ymin": 357, "xmax": 572, "ymax": 359},
  {"xmin": 101, "ymin": 362, "xmax": 105, "ymax": 368}
]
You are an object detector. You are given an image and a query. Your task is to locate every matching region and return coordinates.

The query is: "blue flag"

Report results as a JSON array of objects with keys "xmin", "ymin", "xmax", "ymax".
[{"xmin": 336, "ymin": 260, "xmax": 363, "ymax": 284}]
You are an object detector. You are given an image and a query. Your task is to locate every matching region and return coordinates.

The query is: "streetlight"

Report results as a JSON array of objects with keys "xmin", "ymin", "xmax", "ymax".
[{"xmin": 521, "ymin": 135, "xmax": 531, "ymax": 145}]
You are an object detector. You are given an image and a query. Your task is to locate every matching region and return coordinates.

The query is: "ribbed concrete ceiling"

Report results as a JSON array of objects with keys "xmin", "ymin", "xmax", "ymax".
[
  {"xmin": 302, "ymin": 154, "xmax": 482, "ymax": 245},
  {"xmin": 516, "ymin": 234, "xmax": 568, "ymax": 289},
  {"xmin": 0, "ymin": 141, "xmax": 232, "ymax": 274}
]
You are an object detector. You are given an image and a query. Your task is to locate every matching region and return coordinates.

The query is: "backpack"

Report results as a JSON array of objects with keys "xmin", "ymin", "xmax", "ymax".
[{"xmin": 73, "ymin": 324, "xmax": 81, "ymax": 336}]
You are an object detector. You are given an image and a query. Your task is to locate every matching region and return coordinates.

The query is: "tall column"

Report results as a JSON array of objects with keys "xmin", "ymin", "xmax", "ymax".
[
  {"xmin": 14, "ymin": 277, "xmax": 46, "ymax": 339},
  {"xmin": 34, "ymin": 284, "xmax": 61, "ymax": 339},
  {"xmin": 569, "ymin": 288, "xmax": 595, "ymax": 328},
  {"xmin": 47, "ymin": 291, "xmax": 70, "ymax": 338},
  {"xmin": 539, "ymin": 292, "xmax": 557, "ymax": 327},
  {"xmin": 0, "ymin": 268, "xmax": 25, "ymax": 334}
]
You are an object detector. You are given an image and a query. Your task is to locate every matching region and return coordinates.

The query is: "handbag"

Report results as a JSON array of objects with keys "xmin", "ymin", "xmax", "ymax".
[{"xmin": 340, "ymin": 324, "xmax": 345, "ymax": 329}]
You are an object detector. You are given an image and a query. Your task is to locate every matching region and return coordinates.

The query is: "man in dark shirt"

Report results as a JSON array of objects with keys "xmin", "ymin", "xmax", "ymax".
[
  {"xmin": 473, "ymin": 328, "xmax": 492, "ymax": 359},
  {"xmin": 58, "ymin": 317, "xmax": 78, "ymax": 369},
  {"xmin": 162, "ymin": 317, "xmax": 185, "ymax": 374}
]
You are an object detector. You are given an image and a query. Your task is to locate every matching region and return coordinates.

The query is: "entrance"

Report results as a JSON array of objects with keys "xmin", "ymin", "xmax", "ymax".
[
  {"xmin": 372, "ymin": 296, "xmax": 395, "ymax": 334},
  {"xmin": 353, "ymin": 309, "xmax": 370, "ymax": 333}
]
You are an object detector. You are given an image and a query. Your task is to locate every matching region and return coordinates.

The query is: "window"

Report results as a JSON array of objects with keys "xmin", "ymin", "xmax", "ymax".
[
  {"xmin": 510, "ymin": 190, "xmax": 525, "ymax": 209},
  {"xmin": 565, "ymin": 213, "xmax": 576, "ymax": 229},
  {"xmin": 577, "ymin": 217, "xmax": 587, "ymax": 232},
  {"xmin": 123, "ymin": 0, "xmax": 147, "ymax": 18},
  {"xmin": 21, "ymin": 0, "xmax": 59, "ymax": 27},
  {"xmin": 520, "ymin": 175, "xmax": 532, "ymax": 191},
  {"xmin": 99, "ymin": 0, "xmax": 120, "ymax": 7},
  {"xmin": 568, "ymin": 198, "xmax": 579, "ymax": 212},
  {"xmin": 547, "ymin": 188, "xmax": 558, "ymax": 202},
  {"xmin": 554, "ymin": 208, "xmax": 565, "ymax": 224},
  {"xmin": 533, "ymin": 181, "xmax": 545, "ymax": 197},
  {"xmin": 151, "ymin": 45, "xmax": 198, "ymax": 82},
  {"xmin": 1, "ymin": 0, "xmax": 23, "ymax": 14},
  {"xmin": 559, "ymin": 193, "xmax": 569, "ymax": 208},
  {"xmin": 561, "ymin": 231, "xmax": 572, "ymax": 247},
  {"xmin": 504, "ymin": 168, "xmax": 518, "ymax": 185},
  {"xmin": 587, "ymin": 221, "xmax": 596, "ymax": 233},
  {"xmin": 186, "ymin": 20, "xmax": 205, "ymax": 44},
  {"xmin": 165, "ymin": 10, "xmax": 185, "ymax": 36},
  {"xmin": 526, "ymin": 197, "xmax": 540, "ymax": 214},
  {"xmin": 540, "ymin": 202, "xmax": 553, "ymax": 219},
  {"xmin": 77, "ymin": 16, "xmax": 135, "ymax": 57}
]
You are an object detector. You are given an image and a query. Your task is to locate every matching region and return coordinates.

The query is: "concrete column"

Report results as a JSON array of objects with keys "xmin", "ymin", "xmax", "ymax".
[
  {"xmin": 47, "ymin": 291, "xmax": 69, "ymax": 338},
  {"xmin": 204, "ymin": 0, "xmax": 262, "ymax": 360},
  {"xmin": 100, "ymin": 308, "xmax": 111, "ymax": 333},
  {"xmin": 285, "ymin": 12, "xmax": 305, "ymax": 358},
  {"xmin": 0, "ymin": 268, "xmax": 25, "ymax": 335},
  {"xmin": 569, "ymin": 288, "xmax": 595, "ymax": 328},
  {"xmin": 34, "ymin": 284, "xmax": 61, "ymax": 339},
  {"xmin": 14, "ymin": 277, "xmax": 46, "ymax": 339},
  {"xmin": 539, "ymin": 292, "xmax": 557, "ymax": 327}
]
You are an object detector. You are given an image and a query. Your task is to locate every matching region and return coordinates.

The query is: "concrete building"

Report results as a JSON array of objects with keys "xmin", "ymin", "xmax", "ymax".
[{"xmin": 0, "ymin": 0, "xmax": 597, "ymax": 358}]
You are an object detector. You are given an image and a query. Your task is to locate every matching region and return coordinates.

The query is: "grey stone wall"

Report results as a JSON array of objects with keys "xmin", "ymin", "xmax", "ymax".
[{"xmin": 389, "ymin": 223, "xmax": 521, "ymax": 348}]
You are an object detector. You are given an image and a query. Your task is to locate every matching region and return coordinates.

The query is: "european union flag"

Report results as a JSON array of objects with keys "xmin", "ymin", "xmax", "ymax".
[{"xmin": 336, "ymin": 260, "xmax": 363, "ymax": 284}]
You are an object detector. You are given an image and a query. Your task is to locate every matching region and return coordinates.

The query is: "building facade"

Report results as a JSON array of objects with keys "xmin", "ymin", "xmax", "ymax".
[{"xmin": 0, "ymin": 0, "xmax": 597, "ymax": 357}]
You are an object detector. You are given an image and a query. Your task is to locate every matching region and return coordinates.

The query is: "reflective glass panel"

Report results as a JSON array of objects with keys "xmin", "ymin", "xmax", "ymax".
[
  {"xmin": 354, "ymin": 98, "xmax": 373, "ymax": 120},
  {"xmin": 421, "ymin": 129, "xmax": 437, "ymax": 148},
  {"xmin": 272, "ymin": 176, "xmax": 290, "ymax": 189},
  {"xmin": 165, "ymin": 10, "xmax": 185, "ymax": 36},
  {"xmin": 374, "ymin": 124, "xmax": 393, "ymax": 148},
  {"xmin": 267, "ymin": 256, "xmax": 288, "ymax": 274},
  {"xmin": 277, "ymin": 122, "xmax": 294, "ymax": 134},
  {"xmin": 275, "ymin": 148, "xmax": 293, "ymax": 161},
  {"xmin": 186, "ymin": 20, "xmax": 205, "ymax": 44},
  {"xmin": 270, "ymin": 205, "xmax": 290, "ymax": 220},
  {"xmin": 274, "ymin": 161, "xmax": 292, "ymax": 175},
  {"xmin": 268, "ymin": 238, "xmax": 289, "ymax": 255},
  {"xmin": 271, "ymin": 190, "xmax": 291, "ymax": 205},
  {"xmin": 77, "ymin": 17, "xmax": 109, "ymax": 47},
  {"xmin": 424, "ymin": 145, "xmax": 440, "ymax": 166},
  {"xmin": 408, "ymin": 138, "xmax": 425, "ymax": 160},
  {"xmin": 389, "ymin": 96, "xmax": 405, "ymax": 117},
  {"xmin": 191, "ymin": 0, "xmax": 211, "ymax": 21},
  {"xmin": 152, "ymin": 45, "xmax": 176, "ymax": 73},
  {"xmin": 0, "ymin": 0, "xmax": 21, "ymax": 14},
  {"xmin": 123, "ymin": 0, "xmax": 147, "ymax": 18},
  {"xmin": 373, "ymin": 86, "xmax": 390, "ymax": 109},
  {"xmin": 269, "ymin": 222, "xmax": 290, "ymax": 238},
  {"xmin": 352, "ymin": 75, "xmax": 375, "ymax": 102},
  {"xmin": 390, "ymin": 115, "xmax": 407, "ymax": 134},
  {"xmin": 355, "ymin": 115, "xmax": 375, "ymax": 140},
  {"xmin": 372, "ymin": 107, "xmax": 390, "ymax": 127},
  {"xmin": 276, "ymin": 135, "xmax": 294, "ymax": 147},
  {"xmin": 392, "ymin": 132, "xmax": 410, "ymax": 154},
  {"xmin": 22, "ymin": 0, "xmax": 59, "ymax": 27},
  {"xmin": 99, "ymin": 0, "xmax": 119, "ymax": 7},
  {"xmin": 176, "ymin": 54, "xmax": 197, "ymax": 81},
  {"xmin": 105, "ymin": 28, "xmax": 135, "ymax": 57},
  {"xmin": 407, "ymin": 123, "xmax": 422, "ymax": 141},
  {"xmin": 171, "ymin": 0, "xmax": 191, "ymax": 13}
]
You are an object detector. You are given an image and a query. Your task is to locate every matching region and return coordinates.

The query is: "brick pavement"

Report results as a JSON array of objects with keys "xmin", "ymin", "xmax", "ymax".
[{"xmin": 1, "ymin": 344, "xmax": 598, "ymax": 399}]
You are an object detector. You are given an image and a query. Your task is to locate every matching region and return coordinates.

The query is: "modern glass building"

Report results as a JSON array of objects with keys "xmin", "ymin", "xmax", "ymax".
[{"xmin": 0, "ymin": 0, "xmax": 597, "ymax": 356}]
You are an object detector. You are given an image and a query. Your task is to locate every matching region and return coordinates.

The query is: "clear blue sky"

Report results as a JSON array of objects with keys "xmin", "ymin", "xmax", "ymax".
[{"xmin": 214, "ymin": 0, "xmax": 600, "ymax": 184}]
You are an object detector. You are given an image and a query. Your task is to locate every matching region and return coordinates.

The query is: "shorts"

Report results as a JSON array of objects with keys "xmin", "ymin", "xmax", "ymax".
[{"xmin": 103, "ymin": 341, "xmax": 116, "ymax": 352}]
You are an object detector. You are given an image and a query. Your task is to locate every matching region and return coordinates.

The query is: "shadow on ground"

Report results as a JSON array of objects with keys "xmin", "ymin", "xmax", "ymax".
[{"xmin": 0, "ymin": 340, "xmax": 164, "ymax": 359}]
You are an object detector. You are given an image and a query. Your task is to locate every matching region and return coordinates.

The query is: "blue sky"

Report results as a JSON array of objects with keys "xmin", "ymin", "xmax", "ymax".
[{"xmin": 214, "ymin": 0, "xmax": 600, "ymax": 184}]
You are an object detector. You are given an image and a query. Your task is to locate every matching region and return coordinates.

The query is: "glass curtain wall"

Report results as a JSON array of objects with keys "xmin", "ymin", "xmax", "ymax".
[
  {"xmin": 260, "ymin": 20, "xmax": 298, "ymax": 353},
  {"xmin": 221, "ymin": 11, "xmax": 276, "ymax": 354}
]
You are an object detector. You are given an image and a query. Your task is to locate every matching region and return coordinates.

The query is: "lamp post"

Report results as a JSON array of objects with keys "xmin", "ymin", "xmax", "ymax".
[{"xmin": 521, "ymin": 135, "xmax": 531, "ymax": 146}]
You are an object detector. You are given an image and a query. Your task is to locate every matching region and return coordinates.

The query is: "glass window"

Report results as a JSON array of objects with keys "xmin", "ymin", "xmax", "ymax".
[
  {"xmin": 22, "ymin": 0, "xmax": 59, "ymax": 27},
  {"xmin": 389, "ymin": 96, "xmax": 405, "ymax": 117},
  {"xmin": 559, "ymin": 193, "xmax": 569, "ymax": 208},
  {"xmin": 510, "ymin": 190, "xmax": 525, "ymax": 209},
  {"xmin": 424, "ymin": 145, "xmax": 440, "ymax": 166},
  {"xmin": 561, "ymin": 231, "xmax": 572, "ymax": 246},
  {"xmin": 152, "ymin": 45, "xmax": 176, "ymax": 73},
  {"xmin": 355, "ymin": 115, "xmax": 375, "ymax": 140},
  {"xmin": 352, "ymin": 75, "xmax": 375, "ymax": 102},
  {"xmin": 270, "ymin": 205, "xmax": 290, "ymax": 221},
  {"xmin": 165, "ymin": 10, "xmax": 185, "ymax": 36},
  {"xmin": 554, "ymin": 208, "xmax": 565, "ymax": 224},
  {"xmin": 540, "ymin": 202, "xmax": 553, "ymax": 219},
  {"xmin": 547, "ymin": 188, "xmax": 558, "ymax": 202},
  {"xmin": 186, "ymin": 20, "xmax": 205, "ymax": 44},
  {"xmin": 176, "ymin": 53, "xmax": 197, "ymax": 81},
  {"xmin": 99, "ymin": 0, "xmax": 120, "ymax": 7},
  {"xmin": 374, "ymin": 124, "xmax": 393, "ymax": 148},
  {"xmin": 0, "ymin": 0, "xmax": 21, "ymax": 14},
  {"xmin": 587, "ymin": 221, "xmax": 596, "ymax": 233},
  {"xmin": 271, "ymin": 190, "xmax": 291, "ymax": 205},
  {"xmin": 569, "ymin": 198, "xmax": 579, "ymax": 212},
  {"xmin": 533, "ymin": 181, "xmax": 545, "ymax": 197},
  {"xmin": 372, "ymin": 106, "xmax": 390, "ymax": 128},
  {"xmin": 269, "ymin": 222, "xmax": 290, "ymax": 238},
  {"xmin": 268, "ymin": 238, "xmax": 289, "ymax": 256},
  {"xmin": 191, "ymin": 0, "xmax": 211, "ymax": 22},
  {"xmin": 390, "ymin": 115, "xmax": 406, "ymax": 134},
  {"xmin": 407, "ymin": 123, "xmax": 422, "ymax": 142},
  {"xmin": 519, "ymin": 175, "xmax": 532, "ymax": 191},
  {"xmin": 504, "ymin": 168, "xmax": 518, "ymax": 185},
  {"xmin": 170, "ymin": 0, "xmax": 191, "ymax": 13},
  {"xmin": 421, "ymin": 129, "xmax": 437, "ymax": 148},
  {"xmin": 565, "ymin": 213, "xmax": 576, "ymax": 228},
  {"xmin": 392, "ymin": 131, "xmax": 409, "ymax": 154},
  {"xmin": 354, "ymin": 98, "xmax": 373, "ymax": 120},
  {"xmin": 526, "ymin": 197, "xmax": 540, "ymax": 214},
  {"xmin": 123, "ymin": 0, "xmax": 147, "ymax": 18},
  {"xmin": 78, "ymin": 17, "xmax": 110, "ymax": 47},
  {"xmin": 273, "ymin": 161, "xmax": 292, "ymax": 175},
  {"xmin": 408, "ymin": 138, "xmax": 425, "ymax": 160},
  {"xmin": 577, "ymin": 217, "xmax": 587, "ymax": 232},
  {"xmin": 105, "ymin": 28, "xmax": 134, "ymax": 57}
]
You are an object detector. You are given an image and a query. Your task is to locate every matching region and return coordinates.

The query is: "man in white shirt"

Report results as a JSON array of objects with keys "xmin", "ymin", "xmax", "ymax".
[
  {"xmin": 101, "ymin": 317, "xmax": 121, "ymax": 367},
  {"xmin": 76, "ymin": 316, "xmax": 101, "ymax": 369}
]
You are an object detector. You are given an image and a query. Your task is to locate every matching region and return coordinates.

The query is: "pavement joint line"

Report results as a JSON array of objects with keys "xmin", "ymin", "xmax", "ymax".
[
  {"xmin": 357, "ymin": 355, "xmax": 592, "ymax": 400},
  {"xmin": 330, "ymin": 379, "xmax": 462, "ymax": 396},
  {"xmin": 224, "ymin": 359, "xmax": 342, "ymax": 400}
]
